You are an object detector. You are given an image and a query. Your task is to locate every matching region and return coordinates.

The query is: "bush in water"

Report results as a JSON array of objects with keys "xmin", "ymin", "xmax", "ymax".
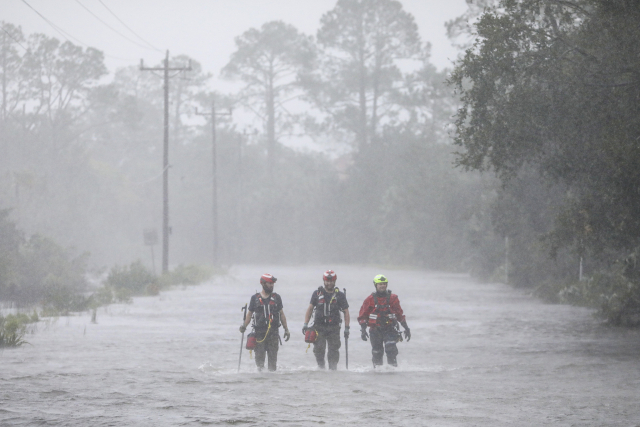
[
  {"xmin": 0, "ymin": 209, "xmax": 90, "ymax": 314},
  {"xmin": 537, "ymin": 265, "xmax": 640, "ymax": 327},
  {"xmin": 159, "ymin": 264, "xmax": 216, "ymax": 288},
  {"xmin": 105, "ymin": 261, "xmax": 158, "ymax": 300},
  {"xmin": 103, "ymin": 262, "xmax": 214, "ymax": 302},
  {"xmin": 0, "ymin": 313, "xmax": 36, "ymax": 348}
]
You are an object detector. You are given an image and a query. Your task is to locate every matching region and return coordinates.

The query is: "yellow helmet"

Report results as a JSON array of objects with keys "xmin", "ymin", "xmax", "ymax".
[{"xmin": 373, "ymin": 274, "xmax": 388, "ymax": 285}]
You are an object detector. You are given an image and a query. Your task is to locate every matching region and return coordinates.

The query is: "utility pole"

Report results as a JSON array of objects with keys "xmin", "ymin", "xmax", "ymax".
[
  {"xmin": 1, "ymin": 27, "xmax": 8, "ymax": 171},
  {"xmin": 505, "ymin": 236, "xmax": 510, "ymax": 285},
  {"xmin": 196, "ymin": 100, "xmax": 232, "ymax": 266},
  {"xmin": 2, "ymin": 27, "xmax": 7, "ymax": 122},
  {"xmin": 140, "ymin": 51, "xmax": 191, "ymax": 274}
]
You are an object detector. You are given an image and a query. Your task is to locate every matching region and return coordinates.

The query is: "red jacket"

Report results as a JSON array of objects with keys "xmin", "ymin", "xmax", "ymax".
[{"xmin": 358, "ymin": 292, "xmax": 405, "ymax": 329}]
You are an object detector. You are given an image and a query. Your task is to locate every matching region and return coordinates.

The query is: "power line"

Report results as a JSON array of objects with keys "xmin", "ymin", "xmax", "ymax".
[
  {"xmin": 73, "ymin": 0, "xmax": 156, "ymax": 52},
  {"xmin": 97, "ymin": 0, "xmax": 162, "ymax": 53},
  {"xmin": 1, "ymin": 26, "xmax": 27, "ymax": 51},
  {"xmin": 20, "ymin": 0, "xmax": 136, "ymax": 62},
  {"xmin": 21, "ymin": 0, "xmax": 77, "ymax": 44}
]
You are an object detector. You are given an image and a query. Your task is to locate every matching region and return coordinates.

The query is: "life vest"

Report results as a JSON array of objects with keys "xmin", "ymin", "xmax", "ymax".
[
  {"xmin": 313, "ymin": 287, "xmax": 342, "ymax": 326},
  {"xmin": 367, "ymin": 290, "xmax": 397, "ymax": 328},
  {"xmin": 253, "ymin": 292, "xmax": 281, "ymax": 330}
]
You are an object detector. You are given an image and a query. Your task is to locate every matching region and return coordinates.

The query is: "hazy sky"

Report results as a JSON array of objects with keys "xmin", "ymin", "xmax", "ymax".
[{"xmin": 4, "ymin": 0, "xmax": 469, "ymax": 91}]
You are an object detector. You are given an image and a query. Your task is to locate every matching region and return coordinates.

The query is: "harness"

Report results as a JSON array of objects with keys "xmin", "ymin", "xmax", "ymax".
[
  {"xmin": 252, "ymin": 292, "xmax": 281, "ymax": 339},
  {"xmin": 367, "ymin": 290, "xmax": 397, "ymax": 328},
  {"xmin": 313, "ymin": 286, "xmax": 341, "ymax": 326}
]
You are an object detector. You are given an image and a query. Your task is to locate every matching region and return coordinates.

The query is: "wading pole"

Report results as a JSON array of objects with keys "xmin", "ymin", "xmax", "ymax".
[
  {"xmin": 344, "ymin": 288, "xmax": 348, "ymax": 370},
  {"xmin": 238, "ymin": 303, "xmax": 247, "ymax": 372}
]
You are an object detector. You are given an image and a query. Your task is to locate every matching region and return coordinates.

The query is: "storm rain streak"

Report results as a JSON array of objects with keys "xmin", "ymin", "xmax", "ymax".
[{"xmin": 3, "ymin": 265, "xmax": 640, "ymax": 426}]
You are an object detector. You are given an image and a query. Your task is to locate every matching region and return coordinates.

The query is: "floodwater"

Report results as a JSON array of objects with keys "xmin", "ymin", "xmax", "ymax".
[{"xmin": 2, "ymin": 265, "xmax": 640, "ymax": 426}]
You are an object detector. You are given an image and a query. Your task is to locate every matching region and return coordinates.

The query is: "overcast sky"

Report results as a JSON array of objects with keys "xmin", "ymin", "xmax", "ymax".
[{"xmin": 4, "ymin": 0, "xmax": 469, "ymax": 90}]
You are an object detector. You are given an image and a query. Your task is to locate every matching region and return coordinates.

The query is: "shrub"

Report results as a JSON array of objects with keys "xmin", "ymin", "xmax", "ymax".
[
  {"xmin": 113, "ymin": 287, "xmax": 133, "ymax": 303},
  {"xmin": 0, "ymin": 313, "xmax": 35, "ymax": 348},
  {"xmin": 92, "ymin": 286, "xmax": 113, "ymax": 306},
  {"xmin": 96, "ymin": 262, "xmax": 216, "ymax": 304},
  {"xmin": 105, "ymin": 261, "xmax": 158, "ymax": 297},
  {"xmin": 159, "ymin": 264, "xmax": 215, "ymax": 288},
  {"xmin": 590, "ymin": 273, "xmax": 640, "ymax": 327},
  {"xmin": 16, "ymin": 234, "xmax": 89, "ymax": 309}
]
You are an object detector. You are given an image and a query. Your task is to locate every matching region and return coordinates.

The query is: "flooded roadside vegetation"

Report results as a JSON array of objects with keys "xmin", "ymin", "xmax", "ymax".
[{"xmin": 3, "ymin": 0, "xmax": 640, "ymax": 425}]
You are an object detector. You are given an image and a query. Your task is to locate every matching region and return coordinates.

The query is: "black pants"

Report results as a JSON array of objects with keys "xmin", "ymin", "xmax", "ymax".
[
  {"xmin": 254, "ymin": 328, "xmax": 279, "ymax": 371},
  {"xmin": 370, "ymin": 326, "xmax": 399, "ymax": 366},
  {"xmin": 313, "ymin": 326, "xmax": 341, "ymax": 370}
]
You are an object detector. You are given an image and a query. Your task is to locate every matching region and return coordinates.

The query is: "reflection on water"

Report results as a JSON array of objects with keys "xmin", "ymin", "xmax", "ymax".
[{"xmin": 3, "ymin": 265, "xmax": 640, "ymax": 426}]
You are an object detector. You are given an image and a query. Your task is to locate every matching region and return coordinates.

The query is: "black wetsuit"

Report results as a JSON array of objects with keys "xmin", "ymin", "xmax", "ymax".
[
  {"xmin": 309, "ymin": 287, "xmax": 349, "ymax": 370},
  {"xmin": 248, "ymin": 292, "xmax": 283, "ymax": 371}
]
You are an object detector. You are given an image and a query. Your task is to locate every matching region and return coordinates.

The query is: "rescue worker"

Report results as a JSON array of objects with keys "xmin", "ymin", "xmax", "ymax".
[
  {"xmin": 239, "ymin": 274, "xmax": 290, "ymax": 371},
  {"xmin": 302, "ymin": 270, "xmax": 350, "ymax": 370},
  {"xmin": 358, "ymin": 274, "xmax": 411, "ymax": 367}
]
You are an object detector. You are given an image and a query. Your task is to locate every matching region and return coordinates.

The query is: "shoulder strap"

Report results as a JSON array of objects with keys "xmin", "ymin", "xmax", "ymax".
[
  {"xmin": 373, "ymin": 292, "xmax": 391, "ymax": 307},
  {"xmin": 328, "ymin": 288, "xmax": 338, "ymax": 303}
]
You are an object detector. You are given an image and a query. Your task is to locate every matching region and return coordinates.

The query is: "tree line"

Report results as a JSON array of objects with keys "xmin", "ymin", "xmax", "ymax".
[
  {"xmin": 451, "ymin": 0, "xmax": 640, "ymax": 324},
  {"xmin": 0, "ymin": 0, "xmax": 483, "ymax": 273}
]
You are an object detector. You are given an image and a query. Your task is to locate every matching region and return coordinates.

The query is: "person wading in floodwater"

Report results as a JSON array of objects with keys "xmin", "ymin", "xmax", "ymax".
[
  {"xmin": 302, "ymin": 270, "xmax": 350, "ymax": 370},
  {"xmin": 239, "ymin": 274, "xmax": 290, "ymax": 371},
  {"xmin": 358, "ymin": 274, "xmax": 411, "ymax": 367}
]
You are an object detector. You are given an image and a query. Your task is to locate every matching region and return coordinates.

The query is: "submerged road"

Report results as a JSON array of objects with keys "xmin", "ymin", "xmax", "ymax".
[{"xmin": 2, "ymin": 265, "xmax": 640, "ymax": 426}]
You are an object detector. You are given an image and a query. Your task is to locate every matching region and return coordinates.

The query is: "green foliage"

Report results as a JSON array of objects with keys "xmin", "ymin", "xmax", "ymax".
[
  {"xmin": 0, "ymin": 329, "xmax": 27, "ymax": 348},
  {"xmin": 105, "ymin": 261, "xmax": 158, "ymax": 301},
  {"xmin": 559, "ymin": 249, "xmax": 640, "ymax": 326},
  {"xmin": 311, "ymin": 0, "xmax": 422, "ymax": 149},
  {"xmin": 2, "ymin": 13, "xmax": 483, "ymax": 278},
  {"xmin": 0, "ymin": 208, "xmax": 89, "ymax": 312},
  {"xmin": 103, "ymin": 262, "xmax": 214, "ymax": 302},
  {"xmin": 596, "ymin": 275, "xmax": 640, "ymax": 327},
  {"xmin": 449, "ymin": 0, "xmax": 640, "ymax": 306},
  {"xmin": 92, "ymin": 285, "xmax": 114, "ymax": 306},
  {"xmin": 537, "ymin": 272, "xmax": 640, "ymax": 327},
  {"xmin": 18, "ymin": 234, "xmax": 89, "ymax": 312},
  {"xmin": 221, "ymin": 20, "xmax": 316, "ymax": 163},
  {"xmin": 0, "ymin": 313, "xmax": 36, "ymax": 348},
  {"xmin": 0, "ymin": 209, "xmax": 23, "ymax": 296},
  {"xmin": 160, "ymin": 264, "xmax": 215, "ymax": 287}
]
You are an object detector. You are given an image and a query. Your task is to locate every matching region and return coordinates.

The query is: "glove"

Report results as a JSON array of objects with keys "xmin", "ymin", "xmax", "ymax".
[
  {"xmin": 344, "ymin": 326, "xmax": 350, "ymax": 339},
  {"xmin": 400, "ymin": 321, "xmax": 410, "ymax": 342},
  {"xmin": 239, "ymin": 324, "xmax": 247, "ymax": 333},
  {"xmin": 283, "ymin": 329, "xmax": 290, "ymax": 342},
  {"xmin": 302, "ymin": 323, "xmax": 309, "ymax": 335},
  {"xmin": 360, "ymin": 324, "xmax": 369, "ymax": 341}
]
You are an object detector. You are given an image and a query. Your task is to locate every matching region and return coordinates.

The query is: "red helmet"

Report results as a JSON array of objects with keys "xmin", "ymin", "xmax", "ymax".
[
  {"xmin": 323, "ymin": 270, "xmax": 337, "ymax": 282},
  {"xmin": 260, "ymin": 273, "xmax": 277, "ymax": 284}
]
